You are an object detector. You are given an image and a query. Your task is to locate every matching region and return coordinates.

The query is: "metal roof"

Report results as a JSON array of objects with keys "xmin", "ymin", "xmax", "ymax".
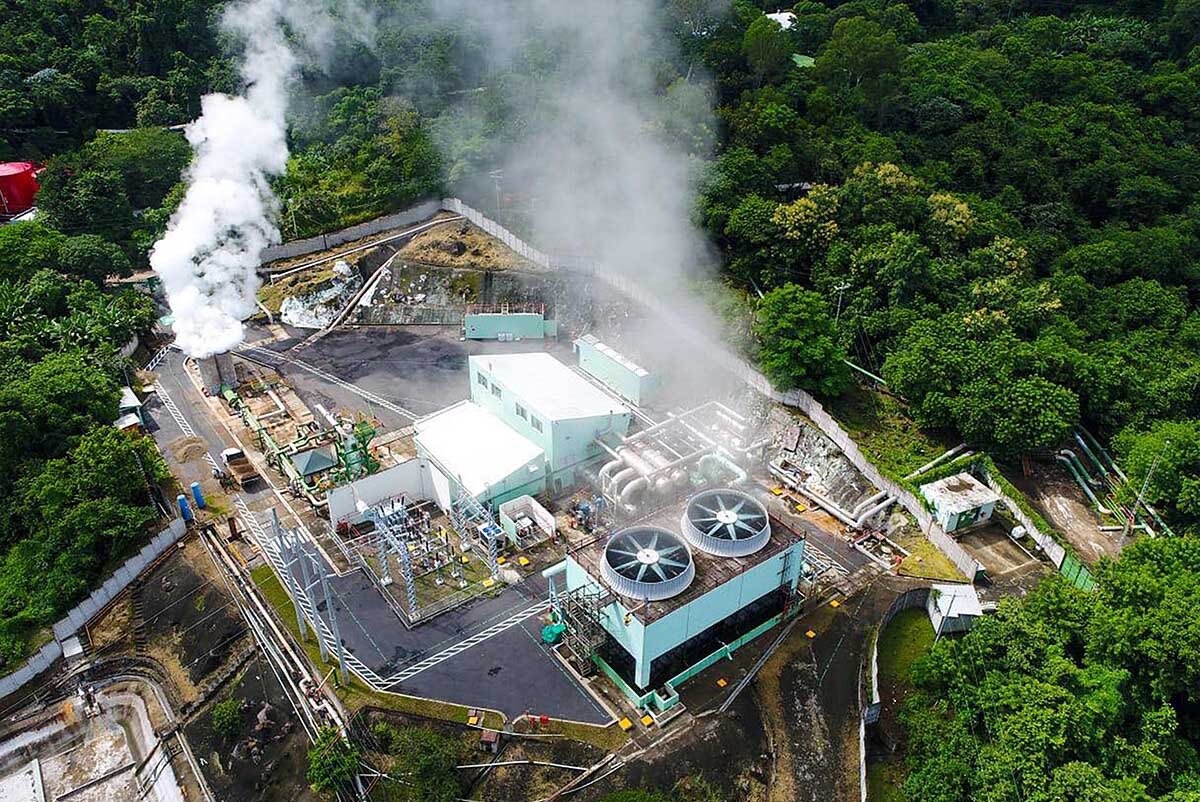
[
  {"xmin": 291, "ymin": 447, "xmax": 338, "ymax": 477},
  {"xmin": 415, "ymin": 401, "xmax": 545, "ymax": 498},
  {"xmin": 930, "ymin": 583, "xmax": 983, "ymax": 618},
  {"xmin": 471, "ymin": 353, "xmax": 629, "ymax": 422}
]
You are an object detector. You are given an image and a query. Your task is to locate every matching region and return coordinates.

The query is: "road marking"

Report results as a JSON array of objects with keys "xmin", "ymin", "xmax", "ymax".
[{"xmin": 383, "ymin": 601, "xmax": 548, "ymax": 686}]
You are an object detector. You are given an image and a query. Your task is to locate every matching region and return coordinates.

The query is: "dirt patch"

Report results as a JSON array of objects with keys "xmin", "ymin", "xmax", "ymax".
[
  {"xmin": 138, "ymin": 538, "xmax": 248, "ymax": 703},
  {"xmin": 86, "ymin": 596, "xmax": 135, "ymax": 656},
  {"xmin": 184, "ymin": 656, "xmax": 319, "ymax": 802},
  {"xmin": 1008, "ymin": 461, "xmax": 1125, "ymax": 564},
  {"xmin": 399, "ymin": 220, "xmax": 531, "ymax": 270},
  {"xmin": 169, "ymin": 435, "xmax": 208, "ymax": 463}
]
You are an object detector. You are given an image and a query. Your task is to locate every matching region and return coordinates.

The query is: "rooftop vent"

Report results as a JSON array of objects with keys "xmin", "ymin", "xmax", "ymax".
[
  {"xmin": 681, "ymin": 488, "xmax": 771, "ymax": 557},
  {"xmin": 601, "ymin": 526, "xmax": 695, "ymax": 601}
]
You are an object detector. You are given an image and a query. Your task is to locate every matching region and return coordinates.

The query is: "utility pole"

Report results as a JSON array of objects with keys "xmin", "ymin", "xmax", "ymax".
[
  {"xmin": 1125, "ymin": 440, "xmax": 1167, "ymax": 539},
  {"xmin": 833, "ymin": 282, "xmax": 850, "ymax": 328}
]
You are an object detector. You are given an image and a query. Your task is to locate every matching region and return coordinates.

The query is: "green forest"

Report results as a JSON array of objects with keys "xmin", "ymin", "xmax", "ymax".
[{"xmin": 2, "ymin": 0, "xmax": 1200, "ymax": 797}]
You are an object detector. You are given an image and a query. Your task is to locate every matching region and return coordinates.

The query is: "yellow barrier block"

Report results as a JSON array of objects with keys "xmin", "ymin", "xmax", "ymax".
[
  {"xmin": 771, "ymin": 487, "xmax": 784, "ymax": 496},
  {"xmin": 805, "ymin": 629, "xmax": 817, "ymax": 639},
  {"xmin": 467, "ymin": 715, "xmax": 479, "ymax": 726},
  {"xmin": 716, "ymin": 678, "xmax": 728, "ymax": 688},
  {"xmin": 461, "ymin": 555, "xmax": 470, "ymax": 564},
  {"xmin": 518, "ymin": 556, "xmax": 531, "ymax": 567},
  {"xmin": 640, "ymin": 714, "xmax": 654, "ymax": 727},
  {"xmin": 618, "ymin": 718, "xmax": 633, "ymax": 731},
  {"xmin": 497, "ymin": 556, "xmax": 507, "ymax": 565},
  {"xmin": 482, "ymin": 578, "xmax": 496, "ymax": 589},
  {"xmin": 829, "ymin": 600, "xmax": 840, "ymax": 608},
  {"xmin": 795, "ymin": 503, "xmax": 807, "ymax": 513}
]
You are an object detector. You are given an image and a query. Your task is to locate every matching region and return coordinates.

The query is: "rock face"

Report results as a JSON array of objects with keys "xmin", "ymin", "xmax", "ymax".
[{"xmin": 278, "ymin": 260, "xmax": 362, "ymax": 329}]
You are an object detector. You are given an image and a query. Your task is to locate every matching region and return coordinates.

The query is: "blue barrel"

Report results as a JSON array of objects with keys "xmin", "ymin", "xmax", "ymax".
[
  {"xmin": 190, "ymin": 481, "xmax": 206, "ymax": 509},
  {"xmin": 177, "ymin": 494, "xmax": 193, "ymax": 522}
]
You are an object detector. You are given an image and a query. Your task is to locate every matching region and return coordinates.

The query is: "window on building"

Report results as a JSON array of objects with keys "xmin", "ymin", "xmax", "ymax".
[
  {"xmin": 531, "ymin": 417, "xmax": 543, "ymax": 433},
  {"xmin": 477, "ymin": 372, "xmax": 488, "ymax": 388},
  {"xmin": 492, "ymin": 383, "xmax": 502, "ymax": 398},
  {"xmin": 515, "ymin": 403, "xmax": 527, "ymax": 420}
]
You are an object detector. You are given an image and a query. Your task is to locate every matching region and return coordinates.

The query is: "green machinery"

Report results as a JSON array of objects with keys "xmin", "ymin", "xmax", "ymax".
[{"xmin": 222, "ymin": 383, "xmax": 381, "ymax": 504}]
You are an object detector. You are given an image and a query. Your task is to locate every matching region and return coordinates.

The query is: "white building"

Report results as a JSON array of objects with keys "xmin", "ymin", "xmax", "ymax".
[
  {"xmin": 920, "ymin": 472, "xmax": 1000, "ymax": 533},
  {"xmin": 926, "ymin": 583, "xmax": 983, "ymax": 636}
]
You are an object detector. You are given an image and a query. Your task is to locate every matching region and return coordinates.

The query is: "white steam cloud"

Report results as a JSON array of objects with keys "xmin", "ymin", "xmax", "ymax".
[
  {"xmin": 151, "ymin": 0, "xmax": 315, "ymax": 358},
  {"xmin": 434, "ymin": 1, "xmax": 718, "ymax": 284}
]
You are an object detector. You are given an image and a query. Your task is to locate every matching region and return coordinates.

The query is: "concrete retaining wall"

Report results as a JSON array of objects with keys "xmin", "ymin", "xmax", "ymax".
[
  {"xmin": 0, "ymin": 518, "xmax": 188, "ymax": 701},
  {"xmin": 260, "ymin": 200, "xmax": 442, "ymax": 264}
]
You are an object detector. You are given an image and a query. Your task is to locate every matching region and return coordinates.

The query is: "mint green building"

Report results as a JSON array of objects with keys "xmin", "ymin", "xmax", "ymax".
[
  {"xmin": 463, "ymin": 311, "xmax": 557, "ymax": 340},
  {"xmin": 469, "ymin": 353, "xmax": 631, "ymax": 493},
  {"xmin": 574, "ymin": 335, "xmax": 657, "ymax": 406},
  {"xmin": 557, "ymin": 503, "xmax": 806, "ymax": 710}
]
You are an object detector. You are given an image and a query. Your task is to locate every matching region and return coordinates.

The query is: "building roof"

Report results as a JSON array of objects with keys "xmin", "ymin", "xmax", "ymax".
[
  {"xmin": 930, "ymin": 583, "xmax": 983, "ymax": 618},
  {"xmin": 119, "ymin": 385, "xmax": 142, "ymax": 410},
  {"xmin": 0, "ymin": 759, "xmax": 45, "ymax": 802},
  {"xmin": 415, "ymin": 401, "xmax": 545, "ymax": 498},
  {"xmin": 920, "ymin": 472, "xmax": 1001, "ymax": 515},
  {"xmin": 766, "ymin": 10, "xmax": 796, "ymax": 29},
  {"xmin": 471, "ymin": 353, "xmax": 630, "ymax": 421},
  {"xmin": 291, "ymin": 447, "xmax": 338, "ymax": 477},
  {"xmin": 114, "ymin": 412, "xmax": 142, "ymax": 430}
]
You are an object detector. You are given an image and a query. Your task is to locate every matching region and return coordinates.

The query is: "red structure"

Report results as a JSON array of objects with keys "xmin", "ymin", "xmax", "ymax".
[{"xmin": 0, "ymin": 162, "xmax": 40, "ymax": 217}]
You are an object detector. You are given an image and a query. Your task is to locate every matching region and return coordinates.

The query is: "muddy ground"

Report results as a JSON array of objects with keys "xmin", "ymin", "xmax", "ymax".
[
  {"xmin": 135, "ymin": 538, "xmax": 250, "ymax": 703},
  {"xmin": 1008, "ymin": 460, "xmax": 1126, "ymax": 565},
  {"xmin": 184, "ymin": 655, "xmax": 318, "ymax": 802}
]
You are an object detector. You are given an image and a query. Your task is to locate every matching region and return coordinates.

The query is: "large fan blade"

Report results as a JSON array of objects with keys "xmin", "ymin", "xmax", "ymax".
[
  {"xmin": 659, "ymin": 557, "xmax": 686, "ymax": 569},
  {"xmin": 610, "ymin": 548, "xmax": 639, "ymax": 558},
  {"xmin": 730, "ymin": 500, "xmax": 746, "ymax": 514},
  {"xmin": 614, "ymin": 559, "xmax": 640, "ymax": 571},
  {"xmin": 695, "ymin": 504, "xmax": 718, "ymax": 516},
  {"xmin": 658, "ymin": 545, "xmax": 683, "ymax": 557},
  {"xmin": 637, "ymin": 563, "xmax": 649, "ymax": 581},
  {"xmin": 706, "ymin": 521, "xmax": 724, "ymax": 537},
  {"xmin": 734, "ymin": 519, "xmax": 757, "ymax": 533},
  {"xmin": 651, "ymin": 563, "xmax": 666, "ymax": 580},
  {"xmin": 726, "ymin": 523, "xmax": 738, "ymax": 540},
  {"xmin": 692, "ymin": 515, "xmax": 721, "ymax": 524},
  {"xmin": 648, "ymin": 532, "xmax": 659, "ymax": 550}
]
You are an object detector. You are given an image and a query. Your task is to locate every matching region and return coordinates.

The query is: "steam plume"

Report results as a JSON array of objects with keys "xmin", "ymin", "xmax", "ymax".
[{"xmin": 150, "ymin": 0, "xmax": 309, "ymax": 358}]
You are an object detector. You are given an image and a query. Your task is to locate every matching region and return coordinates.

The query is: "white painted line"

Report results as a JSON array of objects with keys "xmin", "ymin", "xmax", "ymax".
[{"xmin": 384, "ymin": 601, "xmax": 548, "ymax": 686}]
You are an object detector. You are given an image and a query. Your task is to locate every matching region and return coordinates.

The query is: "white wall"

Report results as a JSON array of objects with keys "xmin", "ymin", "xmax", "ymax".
[{"xmin": 327, "ymin": 458, "xmax": 435, "ymax": 525}]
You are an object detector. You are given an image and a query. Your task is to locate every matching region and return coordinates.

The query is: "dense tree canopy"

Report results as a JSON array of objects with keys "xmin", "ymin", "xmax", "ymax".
[{"xmin": 902, "ymin": 537, "xmax": 1200, "ymax": 802}]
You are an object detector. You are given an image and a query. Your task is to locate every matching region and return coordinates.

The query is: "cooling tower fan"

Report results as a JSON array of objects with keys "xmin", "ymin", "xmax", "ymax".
[
  {"xmin": 681, "ymin": 488, "xmax": 771, "ymax": 557},
  {"xmin": 601, "ymin": 527, "xmax": 695, "ymax": 601}
]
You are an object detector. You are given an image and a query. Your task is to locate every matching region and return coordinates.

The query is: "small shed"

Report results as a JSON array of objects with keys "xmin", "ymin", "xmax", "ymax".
[
  {"xmin": 920, "ymin": 472, "xmax": 1000, "ymax": 533},
  {"xmin": 926, "ymin": 583, "xmax": 983, "ymax": 636},
  {"xmin": 291, "ymin": 447, "xmax": 338, "ymax": 479}
]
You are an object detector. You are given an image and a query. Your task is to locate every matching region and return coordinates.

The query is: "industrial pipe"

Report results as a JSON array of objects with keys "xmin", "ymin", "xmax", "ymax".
[
  {"xmin": 1072, "ymin": 434, "xmax": 1108, "ymax": 480},
  {"xmin": 903, "ymin": 443, "xmax": 969, "ymax": 480},
  {"xmin": 1055, "ymin": 452, "xmax": 1113, "ymax": 515},
  {"xmin": 854, "ymin": 496, "xmax": 896, "ymax": 527},
  {"xmin": 620, "ymin": 477, "xmax": 650, "ymax": 512},
  {"xmin": 850, "ymin": 490, "xmax": 888, "ymax": 518}
]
